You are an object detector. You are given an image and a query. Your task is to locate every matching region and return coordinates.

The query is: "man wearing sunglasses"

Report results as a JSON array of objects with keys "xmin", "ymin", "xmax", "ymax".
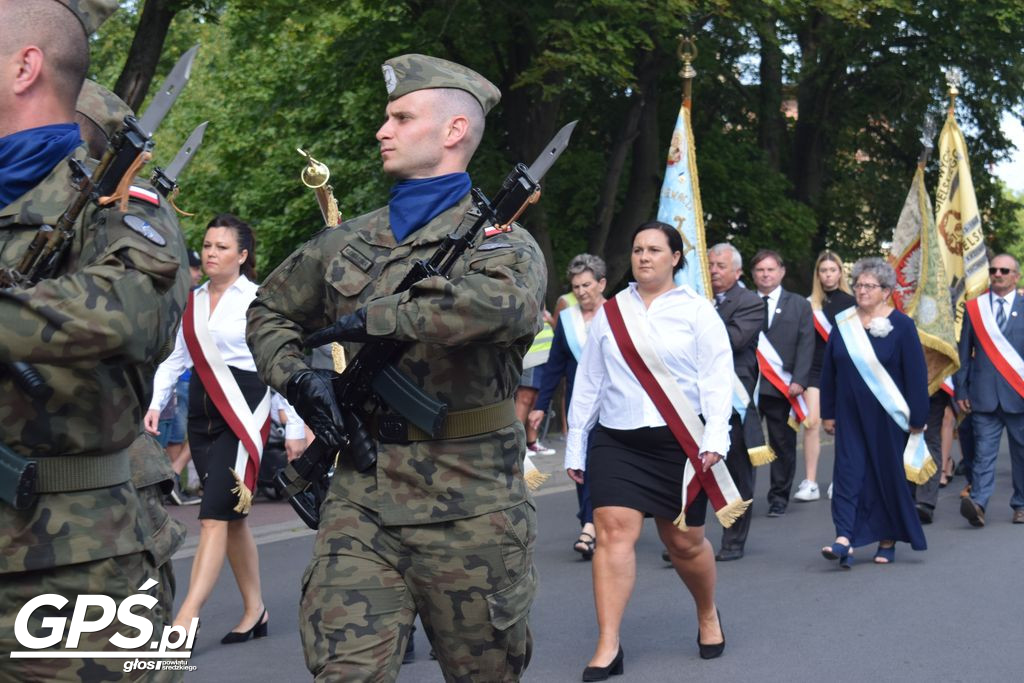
[{"xmin": 955, "ymin": 254, "xmax": 1024, "ymax": 527}]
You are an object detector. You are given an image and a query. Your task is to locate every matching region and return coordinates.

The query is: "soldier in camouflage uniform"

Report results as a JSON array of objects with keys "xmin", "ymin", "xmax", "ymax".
[
  {"xmin": 246, "ymin": 54, "xmax": 546, "ymax": 682},
  {"xmin": 0, "ymin": 2, "xmax": 191, "ymax": 681}
]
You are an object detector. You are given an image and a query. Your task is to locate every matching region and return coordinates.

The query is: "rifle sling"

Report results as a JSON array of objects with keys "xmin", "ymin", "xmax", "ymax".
[
  {"xmin": 373, "ymin": 399, "xmax": 516, "ymax": 443},
  {"xmin": 32, "ymin": 450, "xmax": 131, "ymax": 493}
]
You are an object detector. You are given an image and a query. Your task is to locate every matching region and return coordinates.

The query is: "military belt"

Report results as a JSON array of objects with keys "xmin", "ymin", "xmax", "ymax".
[
  {"xmin": 33, "ymin": 451, "xmax": 132, "ymax": 493},
  {"xmin": 373, "ymin": 400, "xmax": 517, "ymax": 443}
]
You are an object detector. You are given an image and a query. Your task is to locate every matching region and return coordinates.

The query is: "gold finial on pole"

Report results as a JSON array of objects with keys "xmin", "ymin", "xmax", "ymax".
[
  {"xmin": 297, "ymin": 148, "xmax": 341, "ymax": 227},
  {"xmin": 677, "ymin": 35, "xmax": 698, "ymax": 108},
  {"xmin": 944, "ymin": 66, "xmax": 962, "ymax": 117}
]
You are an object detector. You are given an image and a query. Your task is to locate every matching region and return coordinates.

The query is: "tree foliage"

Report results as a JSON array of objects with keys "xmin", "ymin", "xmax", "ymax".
[{"xmin": 89, "ymin": 0, "xmax": 1024, "ymax": 298}]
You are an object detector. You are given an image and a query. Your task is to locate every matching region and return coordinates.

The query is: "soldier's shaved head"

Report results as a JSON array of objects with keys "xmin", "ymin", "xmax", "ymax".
[
  {"xmin": 0, "ymin": 0, "xmax": 90, "ymax": 110},
  {"xmin": 432, "ymin": 88, "xmax": 485, "ymax": 158}
]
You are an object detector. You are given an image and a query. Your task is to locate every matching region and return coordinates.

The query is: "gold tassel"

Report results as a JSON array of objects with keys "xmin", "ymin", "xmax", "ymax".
[
  {"xmin": 523, "ymin": 453, "xmax": 550, "ymax": 491},
  {"xmin": 230, "ymin": 467, "xmax": 253, "ymax": 515},
  {"xmin": 905, "ymin": 455, "xmax": 938, "ymax": 486},
  {"xmin": 787, "ymin": 416, "xmax": 800, "ymax": 432},
  {"xmin": 714, "ymin": 498, "xmax": 752, "ymax": 529},
  {"xmin": 672, "ymin": 511, "xmax": 689, "ymax": 532},
  {"xmin": 747, "ymin": 445, "xmax": 776, "ymax": 467},
  {"xmin": 331, "ymin": 343, "xmax": 347, "ymax": 373}
]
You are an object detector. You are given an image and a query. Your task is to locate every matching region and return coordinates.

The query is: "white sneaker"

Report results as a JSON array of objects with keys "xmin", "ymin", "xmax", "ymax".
[
  {"xmin": 827, "ymin": 482, "xmax": 833, "ymax": 499},
  {"xmin": 793, "ymin": 479, "xmax": 820, "ymax": 501},
  {"xmin": 527, "ymin": 441, "xmax": 556, "ymax": 456}
]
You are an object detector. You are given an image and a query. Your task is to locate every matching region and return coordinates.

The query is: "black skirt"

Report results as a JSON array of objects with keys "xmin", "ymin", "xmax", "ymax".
[
  {"xmin": 188, "ymin": 366, "xmax": 268, "ymax": 521},
  {"xmin": 588, "ymin": 424, "xmax": 708, "ymax": 527}
]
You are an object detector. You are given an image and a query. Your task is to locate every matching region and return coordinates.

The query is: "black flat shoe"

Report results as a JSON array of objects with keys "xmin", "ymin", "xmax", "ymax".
[
  {"xmin": 581, "ymin": 646, "xmax": 624, "ymax": 681},
  {"xmin": 698, "ymin": 609, "xmax": 725, "ymax": 659},
  {"xmin": 221, "ymin": 609, "xmax": 268, "ymax": 644}
]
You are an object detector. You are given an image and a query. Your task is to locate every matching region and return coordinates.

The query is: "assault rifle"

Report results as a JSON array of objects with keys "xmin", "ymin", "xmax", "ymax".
[
  {"xmin": 0, "ymin": 47, "xmax": 199, "ymax": 510},
  {"xmin": 276, "ymin": 121, "xmax": 578, "ymax": 530}
]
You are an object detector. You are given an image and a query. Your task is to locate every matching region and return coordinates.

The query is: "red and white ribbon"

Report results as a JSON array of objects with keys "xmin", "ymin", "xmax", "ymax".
[
  {"xmin": 182, "ymin": 290, "xmax": 270, "ymax": 497},
  {"xmin": 812, "ymin": 309, "xmax": 832, "ymax": 342},
  {"xmin": 756, "ymin": 333, "xmax": 809, "ymax": 427},
  {"xmin": 966, "ymin": 294, "xmax": 1024, "ymax": 398}
]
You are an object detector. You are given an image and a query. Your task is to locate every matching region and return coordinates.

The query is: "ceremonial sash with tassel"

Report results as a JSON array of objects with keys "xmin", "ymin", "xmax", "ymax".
[
  {"xmin": 731, "ymin": 374, "xmax": 775, "ymax": 466},
  {"xmin": 965, "ymin": 295, "xmax": 1024, "ymax": 398},
  {"xmin": 756, "ymin": 334, "xmax": 809, "ymax": 430},
  {"xmin": 604, "ymin": 291, "xmax": 750, "ymax": 530},
  {"xmin": 834, "ymin": 308, "xmax": 936, "ymax": 484},
  {"xmin": 182, "ymin": 290, "xmax": 271, "ymax": 513},
  {"xmin": 812, "ymin": 309, "xmax": 832, "ymax": 342}
]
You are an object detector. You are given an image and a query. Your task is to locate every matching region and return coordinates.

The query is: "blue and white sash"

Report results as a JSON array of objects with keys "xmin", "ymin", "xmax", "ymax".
[
  {"xmin": 559, "ymin": 305, "xmax": 588, "ymax": 362},
  {"xmin": 834, "ymin": 307, "xmax": 936, "ymax": 484}
]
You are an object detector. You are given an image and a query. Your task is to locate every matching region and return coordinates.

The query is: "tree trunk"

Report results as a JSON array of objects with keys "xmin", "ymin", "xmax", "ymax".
[
  {"xmin": 756, "ymin": 15, "xmax": 786, "ymax": 171},
  {"xmin": 603, "ymin": 55, "xmax": 663, "ymax": 288},
  {"xmin": 588, "ymin": 81, "xmax": 645, "ymax": 258},
  {"xmin": 113, "ymin": 0, "xmax": 178, "ymax": 112}
]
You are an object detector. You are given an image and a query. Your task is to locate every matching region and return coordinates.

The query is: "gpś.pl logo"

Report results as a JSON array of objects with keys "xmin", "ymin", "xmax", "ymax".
[{"xmin": 9, "ymin": 578, "xmax": 198, "ymax": 672}]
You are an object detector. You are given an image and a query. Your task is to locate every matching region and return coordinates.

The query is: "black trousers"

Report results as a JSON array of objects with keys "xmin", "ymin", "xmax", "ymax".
[
  {"xmin": 914, "ymin": 391, "xmax": 951, "ymax": 509},
  {"xmin": 761, "ymin": 394, "xmax": 797, "ymax": 508},
  {"xmin": 720, "ymin": 412, "xmax": 754, "ymax": 550}
]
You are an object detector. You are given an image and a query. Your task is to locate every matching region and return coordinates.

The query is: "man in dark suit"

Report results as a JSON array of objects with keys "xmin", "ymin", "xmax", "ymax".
[
  {"xmin": 709, "ymin": 243, "xmax": 765, "ymax": 560},
  {"xmin": 752, "ymin": 249, "xmax": 815, "ymax": 517},
  {"xmin": 955, "ymin": 254, "xmax": 1024, "ymax": 527}
]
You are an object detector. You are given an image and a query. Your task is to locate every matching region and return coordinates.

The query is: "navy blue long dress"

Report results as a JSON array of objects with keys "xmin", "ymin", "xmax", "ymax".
[{"xmin": 820, "ymin": 309, "xmax": 928, "ymax": 550}]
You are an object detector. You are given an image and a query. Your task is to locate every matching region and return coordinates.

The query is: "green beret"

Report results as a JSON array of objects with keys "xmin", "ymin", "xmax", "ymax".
[
  {"xmin": 381, "ymin": 53, "xmax": 501, "ymax": 116},
  {"xmin": 76, "ymin": 79, "xmax": 131, "ymax": 139},
  {"xmin": 54, "ymin": 0, "xmax": 119, "ymax": 37}
]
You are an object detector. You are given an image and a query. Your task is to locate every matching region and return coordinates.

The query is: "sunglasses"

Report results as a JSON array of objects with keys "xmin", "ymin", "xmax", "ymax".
[{"xmin": 989, "ymin": 267, "xmax": 1015, "ymax": 275}]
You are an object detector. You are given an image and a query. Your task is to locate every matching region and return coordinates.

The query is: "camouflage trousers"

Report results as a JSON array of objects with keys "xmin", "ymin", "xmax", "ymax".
[
  {"xmin": 0, "ymin": 550, "xmax": 182, "ymax": 683},
  {"xmin": 299, "ymin": 496, "xmax": 537, "ymax": 682}
]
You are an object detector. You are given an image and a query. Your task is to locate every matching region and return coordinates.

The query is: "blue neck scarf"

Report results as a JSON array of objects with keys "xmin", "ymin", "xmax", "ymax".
[
  {"xmin": 0, "ymin": 123, "xmax": 81, "ymax": 210},
  {"xmin": 388, "ymin": 172, "xmax": 471, "ymax": 242}
]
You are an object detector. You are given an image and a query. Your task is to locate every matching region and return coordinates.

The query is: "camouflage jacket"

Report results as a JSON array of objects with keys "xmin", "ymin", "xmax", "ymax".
[
  {"xmin": 0, "ymin": 147, "xmax": 190, "ymax": 573},
  {"xmin": 247, "ymin": 195, "xmax": 547, "ymax": 525}
]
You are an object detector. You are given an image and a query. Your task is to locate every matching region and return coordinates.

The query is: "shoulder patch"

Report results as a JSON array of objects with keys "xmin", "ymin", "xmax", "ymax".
[
  {"xmin": 128, "ymin": 185, "xmax": 160, "ymax": 206},
  {"xmin": 341, "ymin": 244, "xmax": 373, "ymax": 272},
  {"xmin": 123, "ymin": 214, "xmax": 167, "ymax": 246},
  {"xmin": 476, "ymin": 239, "xmax": 513, "ymax": 252}
]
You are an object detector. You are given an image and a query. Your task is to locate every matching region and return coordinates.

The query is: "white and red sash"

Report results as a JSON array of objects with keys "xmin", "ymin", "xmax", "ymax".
[
  {"xmin": 182, "ymin": 289, "xmax": 271, "ymax": 507},
  {"xmin": 756, "ymin": 333, "xmax": 809, "ymax": 428},
  {"xmin": 604, "ymin": 291, "xmax": 749, "ymax": 530},
  {"xmin": 966, "ymin": 294, "xmax": 1024, "ymax": 398},
  {"xmin": 812, "ymin": 309, "xmax": 832, "ymax": 342}
]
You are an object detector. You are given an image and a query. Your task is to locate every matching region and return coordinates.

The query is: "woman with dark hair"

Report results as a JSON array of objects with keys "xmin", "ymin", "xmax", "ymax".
[
  {"xmin": 567, "ymin": 221, "xmax": 741, "ymax": 678},
  {"xmin": 145, "ymin": 213, "xmax": 271, "ymax": 641},
  {"xmin": 820, "ymin": 257, "xmax": 929, "ymax": 567}
]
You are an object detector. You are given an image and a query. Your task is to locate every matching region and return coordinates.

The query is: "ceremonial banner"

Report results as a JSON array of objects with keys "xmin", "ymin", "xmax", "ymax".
[
  {"xmin": 888, "ymin": 165, "xmax": 959, "ymax": 393},
  {"xmin": 656, "ymin": 102, "xmax": 711, "ymax": 299},
  {"xmin": 935, "ymin": 111, "xmax": 988, "ymax": 340}
]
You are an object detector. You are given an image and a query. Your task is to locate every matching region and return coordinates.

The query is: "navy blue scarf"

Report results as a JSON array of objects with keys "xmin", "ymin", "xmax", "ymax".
[
  {"xmin": 0, "ymin": 123, "xmax": 82, "ymax": 209},
  {"xmin": 388, "ymin": 172, "xmax": 471, "ymax": 243}
]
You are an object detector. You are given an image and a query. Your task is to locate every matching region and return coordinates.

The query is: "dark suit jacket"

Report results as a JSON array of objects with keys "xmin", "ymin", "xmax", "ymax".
[
  {"xmin": 716, "ymin": 283, "xmax": 764, "ymax": 396},
  {"xmin": 759, "ymin": 288, "xmax": 815, "ymax": 399},
  {"xmin": 955, "ymin": 292, "xmax": 1024, "ymax": 413}
]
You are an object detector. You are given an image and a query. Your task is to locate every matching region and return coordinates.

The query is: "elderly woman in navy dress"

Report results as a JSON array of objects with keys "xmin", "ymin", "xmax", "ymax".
[{"xmin": 820, "ymin": 257, "xmax": 929, "ymax": 567}]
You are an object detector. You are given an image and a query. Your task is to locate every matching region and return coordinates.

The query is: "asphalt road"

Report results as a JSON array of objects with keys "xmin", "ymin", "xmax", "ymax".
[{"xmin": 170, "ymin": 434, "xmax": 1024, "ymax": 682}]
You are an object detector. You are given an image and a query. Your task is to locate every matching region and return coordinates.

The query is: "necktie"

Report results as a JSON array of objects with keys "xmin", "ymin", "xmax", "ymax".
[
  {"xmin": 997, "ymin": 298, "xmax": 1008, "ymax": 332},
  {"xmin": 714, "ymin": 292, "xmax": 725, "ymax": 308},
  {"xmin": 762, "ymin": 295, "xmax": 770, "ymax": 331}
]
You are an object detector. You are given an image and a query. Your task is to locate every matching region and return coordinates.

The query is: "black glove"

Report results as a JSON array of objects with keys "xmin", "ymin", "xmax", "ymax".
[
  {"xmin": 305, "ymin": 307, "xmax": 372, "ymax": 347},
  {"xmin": 285, "ymin": 369, "xmax": 346, "ymax": 447}
]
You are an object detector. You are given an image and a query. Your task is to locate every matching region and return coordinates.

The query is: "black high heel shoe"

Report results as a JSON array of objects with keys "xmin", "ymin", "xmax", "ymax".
[
  {"xmin": 581, "ymin": 646, "xmax": 624, "ymax": 681},
  {"xmin": 221, "ymin": 609, "xmax": 268, "ymax": 644},
  {"xmin": 698, "ymin": 609, "xmax": 725, "ymax": 659}
]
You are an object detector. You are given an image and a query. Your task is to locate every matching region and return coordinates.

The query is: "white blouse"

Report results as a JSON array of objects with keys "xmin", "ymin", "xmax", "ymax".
[
  {"xmin": 149, "ymin": 275, "xmax": 259, "ymax": 412},
  {"xmin": 564, "ymin": 283, "xmax": 734, "ymax": 471}
]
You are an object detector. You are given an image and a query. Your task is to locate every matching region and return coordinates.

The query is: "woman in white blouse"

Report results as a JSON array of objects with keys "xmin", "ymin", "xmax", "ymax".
[
  {"xmin": 567, "ymin": 222, "xmax": 733, "ymax": 680},
  {"xmin": 145, "ymin": 214, "xmax": 272, "ymax": 644}
]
